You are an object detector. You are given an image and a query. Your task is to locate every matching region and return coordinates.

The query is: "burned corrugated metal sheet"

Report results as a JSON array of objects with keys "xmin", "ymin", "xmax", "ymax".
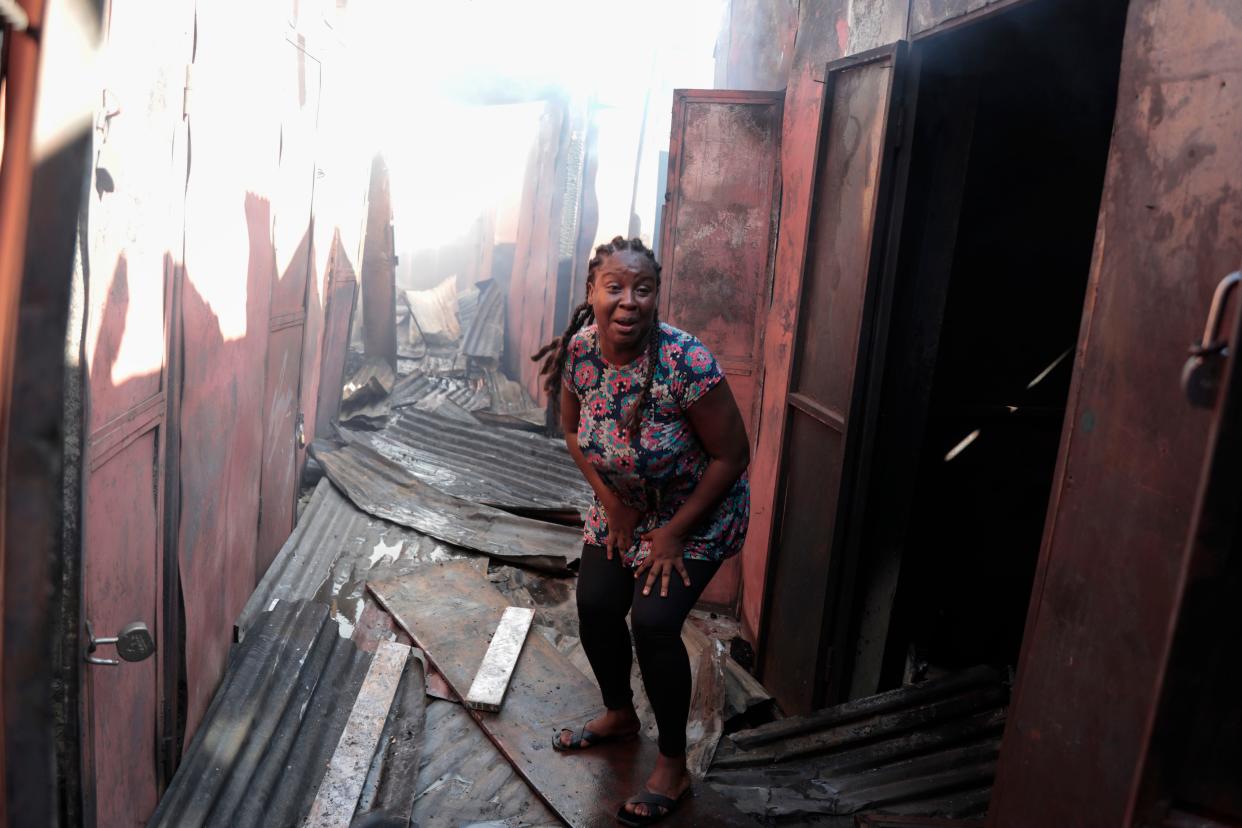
[
  {"xmin": 390, "ymin": 372, "xmax": 489, "ymax": 413},
  {"xmin": 235, "ymin": 479, "xmax": 471, "ymax": 639},
  {"xmin": 413, "ymin": 699, "xmax": 559, "ymax": 828},
  {"xmin": 462, "ymin": 277, "xmax": 506, "ymax": 360},
  {"xmin": 707, "ymin": 667, "xmax": 1007, "ymax": 821},
  {"xmin": 150, "ymin": 601, "xmax": 372, "ymax": 828},
  {"xmin": 313, "ymin": 441, "xmax": 582, "ymax": 572},
  {"xmin": 344, "ymin": 408, "xmax": 591, "ymax": 517}
]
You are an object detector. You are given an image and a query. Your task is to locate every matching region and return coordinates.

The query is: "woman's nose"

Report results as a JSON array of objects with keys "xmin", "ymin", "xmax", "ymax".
[{"xmin": 619, "ymin": 290, "xmax": 637, "ymax": 308}]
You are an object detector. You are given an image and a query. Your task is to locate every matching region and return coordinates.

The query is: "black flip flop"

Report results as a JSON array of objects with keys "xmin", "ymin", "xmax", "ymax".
[
  {"xmin": 552, "ymin": 723, "xmax": 639, "ymax": 752},
  {"xmin": 615, "ymin": 787, "xmax": 691, "ymax": 826}
]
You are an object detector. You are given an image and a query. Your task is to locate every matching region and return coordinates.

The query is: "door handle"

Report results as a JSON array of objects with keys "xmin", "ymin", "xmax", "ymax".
[
  {"xmin": 85, "ymin": 620, "xmax": 155, "ymax": 666},
  {"xmin": 1182, "ymin": 271, "xmax": 1242, "ymax": 408}
]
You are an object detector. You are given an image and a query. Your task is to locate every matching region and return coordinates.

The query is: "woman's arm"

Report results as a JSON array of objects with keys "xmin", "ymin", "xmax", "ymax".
[
  {"xmin": 561, "ymin": 384, "xmax": 642, "ymax": 560},
  {"xmin": 636, "ymin": 379, "xmax": 750, "ymax": 596}
]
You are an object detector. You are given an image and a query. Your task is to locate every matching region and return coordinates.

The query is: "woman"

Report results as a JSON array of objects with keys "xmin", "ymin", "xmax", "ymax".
[{"xmin": 532, "ymin": 236, "xmax": 750, "ymax": 825}]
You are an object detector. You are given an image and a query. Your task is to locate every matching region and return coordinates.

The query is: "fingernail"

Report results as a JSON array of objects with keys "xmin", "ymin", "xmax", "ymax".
[{"xmin": 643, "ymin": 588, "xmax": 650, "ymax": 595}]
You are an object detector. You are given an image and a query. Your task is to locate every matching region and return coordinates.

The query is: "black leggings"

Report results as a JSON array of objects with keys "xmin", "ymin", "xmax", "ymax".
[{"xmin": 575, "ymin": 543, "xmax": 721, "ymax": 757}]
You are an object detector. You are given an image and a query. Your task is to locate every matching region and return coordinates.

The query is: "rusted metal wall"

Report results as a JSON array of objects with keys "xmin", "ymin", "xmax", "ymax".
[
  {"xmin": 658, "ymin": 89, "xmax": 783, "ymax": 610},
  {"xmin": 78, "ymin": 2, "xmax": 192, "ymax": 824},
  {"xmin": 909, "ymin": 0, "xmax": 1028, "ymax": 35},
  {"xmin": 359, "ymin": 154, "xmax": 396, "ymax": 370},
  {"xmin": 506, "ymin": 100, "xmax": 566, "ymax": 403},
  {"xmin": 713, "ymin": 0, "xmax": 800, "ymax": 90},
  {"xmin": 987, "ymin": 1, "xmax": 1242, "ymax": 824},
  {"xmin": 255, "ymin": 42, "xmax": 321, "ymax": 579},
  {"xmin": 743, "ymin": 1, "xmax": 852, "ymax": 642}
]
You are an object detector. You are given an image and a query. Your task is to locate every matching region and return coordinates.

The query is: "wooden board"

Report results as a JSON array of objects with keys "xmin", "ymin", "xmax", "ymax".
[
  {"xmin": 466, "ymin": 606, "xmax": 535, "ymax": 712},
  {"xmin": 303, "ymin": 640, "xmax": 410, "ymax": 827},
  {"xmin": 368, "ymin": 561, "xmax": 756, "ymax": 827}
]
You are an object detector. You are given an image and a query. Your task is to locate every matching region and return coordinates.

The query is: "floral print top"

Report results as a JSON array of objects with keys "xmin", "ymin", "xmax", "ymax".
[{"xmin": 566, "ymin": 322, "xmax": 750, "ymax": 567}]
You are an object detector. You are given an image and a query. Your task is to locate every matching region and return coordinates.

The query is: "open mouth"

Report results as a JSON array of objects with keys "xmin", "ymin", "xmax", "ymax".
[{"xmin": 613, "ymin": 318, "xmax": 640, "ymax": 336}]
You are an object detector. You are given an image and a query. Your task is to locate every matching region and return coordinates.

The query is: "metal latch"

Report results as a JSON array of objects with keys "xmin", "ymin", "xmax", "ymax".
[
  {"xmin": 295, "ymin": 413, "xmax": 306, "ymax": 449},
  {"xmin": 85, "ymin": 620, "xmax": 155, "ymax": 666},
  {"xmin": 1183, "ymin": 271, "xmax": 1242, "ymax": 408}
]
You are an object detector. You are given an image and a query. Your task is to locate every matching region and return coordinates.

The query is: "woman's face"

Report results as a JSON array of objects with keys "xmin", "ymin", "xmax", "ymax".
[{"xmin": 588, "ymin": 249, "xmax": 659, "ymax": 355}]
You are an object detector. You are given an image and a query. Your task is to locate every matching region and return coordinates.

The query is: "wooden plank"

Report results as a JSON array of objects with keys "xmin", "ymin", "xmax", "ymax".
[
  {"xmin": 465, "ymin": 606, "xmax": 535, "ymax": 712},
  {"xmin": 368, "ymin": 561, "xmax": 756, "ymax": 827},
  {"xmin": 303, "ymin": 640, "xmax": 410, "ymax": 828}
]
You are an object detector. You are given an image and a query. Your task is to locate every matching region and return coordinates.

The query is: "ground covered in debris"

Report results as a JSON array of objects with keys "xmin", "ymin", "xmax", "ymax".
[{"xmin": 152, "ymin": 279, "xmax": 1004, "ymax": 826}]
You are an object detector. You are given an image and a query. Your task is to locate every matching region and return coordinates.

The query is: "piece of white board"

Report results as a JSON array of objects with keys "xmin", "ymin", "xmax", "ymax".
[
  {"xmin": 464, "ymin": 606, "xmax": 535, "ymax": 712},
  {"xmin": 304, "ymin": 640, "xmax": 410, "ymax": 828}
]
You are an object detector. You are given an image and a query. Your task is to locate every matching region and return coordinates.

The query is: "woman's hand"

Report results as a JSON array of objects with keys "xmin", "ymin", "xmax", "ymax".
[
  {"xmin": 602, "ymin": 497, "xmax": 642, "ymax": 561},
  {"xmin": 634, "ymin": 525, "xmax": 691, "ymax": 597}
]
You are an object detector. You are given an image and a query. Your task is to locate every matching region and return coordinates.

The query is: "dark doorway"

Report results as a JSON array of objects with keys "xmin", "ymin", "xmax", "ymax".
[{"xmin": 854, "ymin": 0, "xmax": 1132, "ymax": 694}]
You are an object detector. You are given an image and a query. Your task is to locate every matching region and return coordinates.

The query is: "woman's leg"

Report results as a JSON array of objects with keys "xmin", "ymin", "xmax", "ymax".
[
  {"xmin": 575, "ymin": 543, "xmax": 638, "ymax": 713},
  {"xmin": 629, "ymin": 557, "xmax": 722, "ymax": 757}
]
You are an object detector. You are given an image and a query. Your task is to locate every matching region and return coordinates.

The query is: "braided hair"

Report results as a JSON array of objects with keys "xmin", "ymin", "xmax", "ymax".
[{"xmin": 532, "ymin": 236, "xmax": 663, "ymax": 434}]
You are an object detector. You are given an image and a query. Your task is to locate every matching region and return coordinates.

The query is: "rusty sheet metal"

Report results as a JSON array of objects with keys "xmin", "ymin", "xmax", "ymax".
[
  {"xmin": 743, "ymin": 0, "xmax": 850, "ymax": 641},
  {"xmin": 368, "ymin": 561, "xmax": 757, "ymax": 827},
  {"xmin": 360, "ymin": 155, "xmax": 397, "ymax": 368},
  {"xmin": 709, "ymin": 667, "xmax": 1007, "ymax": 821},
  {"xmin": 255, "ymin": 41, "xmax": 321, "ymax": 581},
  {"xmin": 313, "ymin": 441, "xmax": 582, "ymax": 572},
  {"xmin": 313, "ymin": 231, "xmax": 358, "ymax": 440},
  {"xmin": 77, "ymin": 2, "xmax": 192, "ymax": 822},
  {"xmin": 150, "ymin": 601, "xmax": 372, "ymax": 828},
  {"xmin": 988, "ymin": 3, "xmax": 1242, "ymax": 826},
  {"xmin": 909, "ymin": 0, "xmax": 1026, "ymax": 36},
  {"xmin": 761, "ymin": 44, "xmax": 907, "ymax": 715},
  {"xmin": 390, "ymin": 372, "xmax": 488, "ymax": 413},
  {"xmin": 235, "ymin": 479, "xmax": 471, "ymax": 639},
  {"xmin": 659, "ymin": 89, "xmax": 783, "ymax": 610},
  {"xmin": 506, "ymin": 101, "xmax": 565, "ymax": 402},
  {"xmin": 462, "ymin": 277, "xmax": 506, "ymax": 359},
  {"xmin": 342, "ymin": 408, "xmax": 591, "ymax": 517},
  {"xmin": 715, "ymin": 0, "xmax": 800, "ymax": 89},
  {"xmin": 415, "ymin": 699, "xmax": 559, "ymax": 827},
  {"xmin": 855, "ymin": 816, "xmax": 984, "ymax": 828}
]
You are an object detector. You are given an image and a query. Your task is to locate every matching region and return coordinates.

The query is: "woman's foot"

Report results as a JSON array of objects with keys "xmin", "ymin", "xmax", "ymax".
[
  {"xmin": 623, "ymin": 753, "xmax": 691, "ymax": 819},
  {"xmin": 556, "ymin": 705, "xmax": 640, "ymax": 748}
]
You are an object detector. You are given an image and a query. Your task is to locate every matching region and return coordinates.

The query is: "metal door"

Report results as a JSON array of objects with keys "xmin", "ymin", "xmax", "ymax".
[
  {"xmin": 80, "ymin": 1, "xmax": 192, "ymax": 823},
  {"xmin": 1127, "ymin": 269, "xmax": 1242, "ymax": 825},
  {"xmin": 658, "ymin": 89, "xmax": 783, "ymax": 610},
  {"xmin": 987, "ymin": 1, "xmax": 1242, "ymax": 824},
  {"xmin": 255, "ymin": 39, "xmax": 322, "ymax": 579},
  {"xmin": 758, "ymin": 44, "xmax": 909, "ymax": 715}
]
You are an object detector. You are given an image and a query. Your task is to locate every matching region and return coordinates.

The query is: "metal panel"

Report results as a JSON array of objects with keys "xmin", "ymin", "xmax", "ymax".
[
  {"xmin": 256, "ymin": 40, "xmax": 322, "ymax": 580},
  {"xmin": 909, "ymin": 0, "xmax": 1032, "ymax": 36},
  {"xmin": 78, "ymin": 1, "xmax": 192, "ymax": 822},
  {"xmin": 313, "ymin": 231, "xmax": 358, "ymax": 440},
  {"xmin": 313, "ymin": 441, "xmax": 582, "ymax": 572},
  {"xmin": 359, "ymin": 155, "xmax": 396, "ymax": 368},
  {"xmin": 1130, "ymin": 270, "xmax": 1242, "ymax": 821},
  {"xmin": 710, "ymin": 667, "xmax": 1005, "ymax": 821},
  {"xmin": 760, "ymin": 45, "xmax": 908, "ymax": 714},
  {"xmin": 235, "ymin": 479, "xmax": 471, "ymax": 639},
  {"xmin": 149, "ymin": 601, "xmax": 372, "ymax": 828},
  {"xmin": 177, "ymin": 2, "xmax": 280, "ymax": 739},
  {"xmin": 344, "ymin": 408, "xmax": 592, "ymax": 517},
  {"xmin": 988, "ymin": 2, "xmax": 1242, "ymax": 825},
  {"xmin": 659, "ymin": 89, "xmax": 782, "ymax": 610},
  {"xmin": 743, "ymin": 1, "xmax": 851, "ymax": 641}
]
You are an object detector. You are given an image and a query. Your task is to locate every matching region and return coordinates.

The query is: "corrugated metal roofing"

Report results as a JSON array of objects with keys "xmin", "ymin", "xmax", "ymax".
[
  {"xmin": 313, "ymin": 441, "xmax": 582, "ymax": 572},
  {"xmin": 413, "ymin": 699, "xmax": 559, "ymax": 827},
  {"xmin": 389, "ymin": 373, "xmax": 490, "ymax": 413},
  {"xmin": 707, "ymin": 666, "xmax": 1008, "ymax": 822},
  {"xmin": 344, "ymin": 408, "xmax": 591, "ymax": 517},
  {"xmin": 462, "ymin": 278, "xmax": 505, "ymax": 360},
  {"xmin": 236, "ymin": 479, "xmax": 471, "ymax": 640},
  {"xmin": 151, "ymin": 601, "xmax": 373, "ymax": 828}
]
